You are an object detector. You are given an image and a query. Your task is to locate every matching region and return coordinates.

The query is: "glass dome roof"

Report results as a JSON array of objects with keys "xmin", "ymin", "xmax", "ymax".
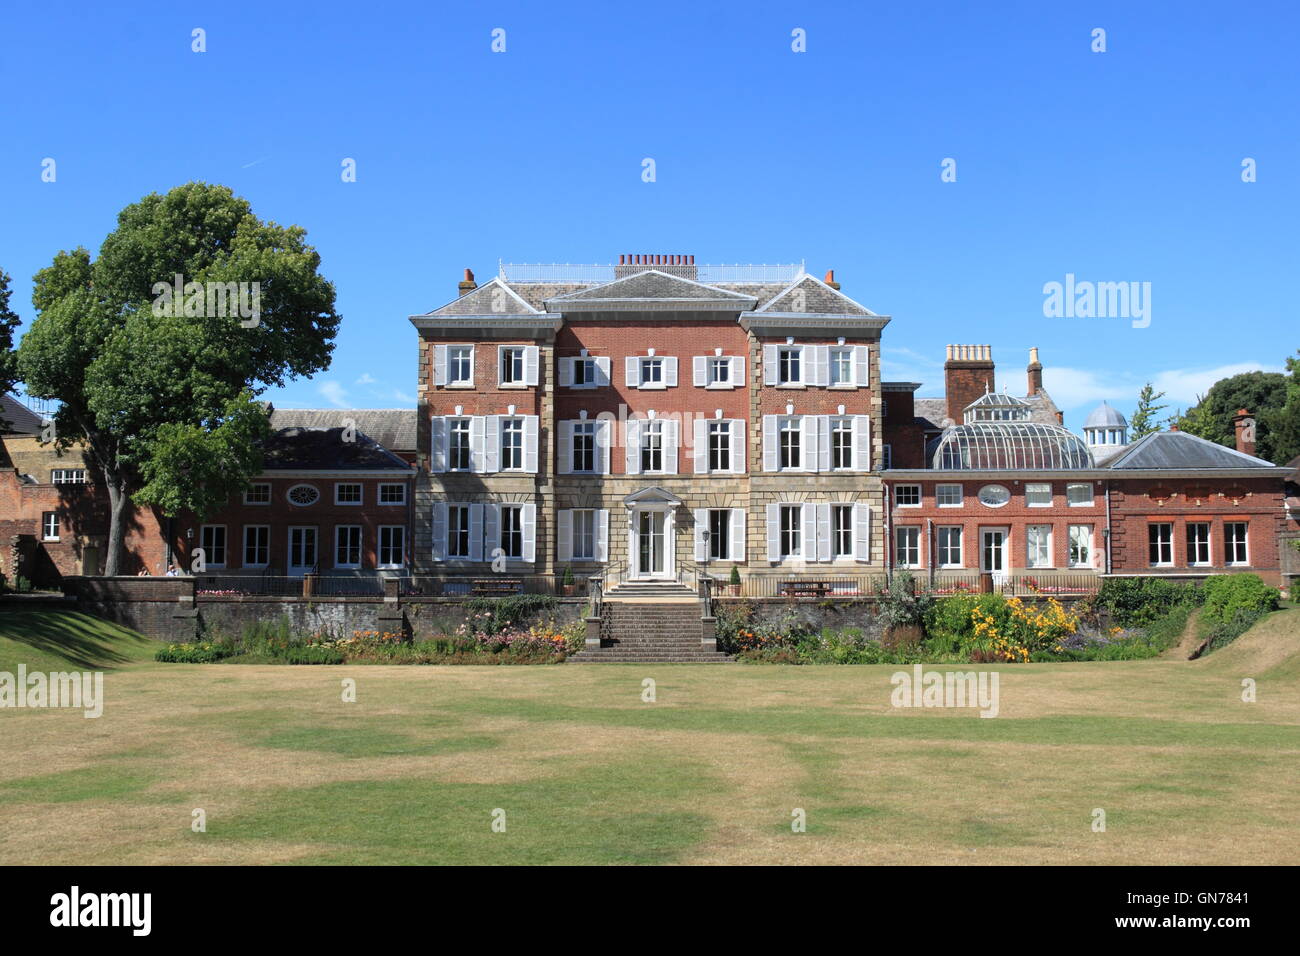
[{"xmin": 933, "ymin": 422, "xmax": 1095, "ymax": 470}]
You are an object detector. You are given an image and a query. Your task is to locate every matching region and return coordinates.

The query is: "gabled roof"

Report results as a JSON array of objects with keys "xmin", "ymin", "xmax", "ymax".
[
  {"xmin": 965, "ymin": 391, "xmax": 1030, "ymax": 411},
  {"xmin": 425, "ymin": 277, "xmax": 539, "ymax": 316},
  {"xmin": 753, "ymin": 273, "xmax": 876, "ymax": 316},
  {"xmin": 268, "ymin": 409, "xmax": 416, "ymax": 453},
  {"xmin": 1, "ymin": 394, "xmax": 44, "ymax": 436},
  {"xmin": 1106, "ymin": 430, "xmax": 1276, "ymax": 470},
  {"xmin": 546, "ymin": 270, "xmax": 757, "ymax": 311},
  {"xmin": 621, "ymin": 485, "xmax": 683, "ymax": 507},
  {"xmin": 260, "ymin": 427, "xmax": 413, "ymax": 471}
]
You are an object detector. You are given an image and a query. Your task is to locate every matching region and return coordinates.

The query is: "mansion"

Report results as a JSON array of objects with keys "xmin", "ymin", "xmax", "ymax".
[{"xmin": 2, "ymin": 255, "xmax": 1297, "ymax": 591}]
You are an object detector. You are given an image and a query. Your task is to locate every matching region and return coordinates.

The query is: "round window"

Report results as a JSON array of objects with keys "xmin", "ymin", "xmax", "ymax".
[
  {"xmin": 977, "ymin": 484, "xmax": 1011, "ymax": 508},
  {"xmin": 287, "ymin": 484, "xmax": 320, "ymax": 506}
]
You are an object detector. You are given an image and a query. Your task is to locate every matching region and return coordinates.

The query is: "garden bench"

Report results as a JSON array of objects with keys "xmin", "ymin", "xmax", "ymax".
[
  {"xmin": 779, "ymin": 580, "xmax": 833, "ymax": 598},
  {"xmin": 471, "ymin": 578, "xmax": 523, "ymax": 596}
]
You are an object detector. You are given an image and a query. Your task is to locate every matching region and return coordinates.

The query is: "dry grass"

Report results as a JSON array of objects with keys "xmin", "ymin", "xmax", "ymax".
[{"xmin": 1, "ymin": 608, "xmax": 1297, "ymax": 864}]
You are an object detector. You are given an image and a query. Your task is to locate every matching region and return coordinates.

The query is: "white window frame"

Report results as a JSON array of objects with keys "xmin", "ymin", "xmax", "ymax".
[
  {"xmin": 828, "ymin": 348, "xmax": 852, "ymax": 387},
  {"xmin": 499, "ymin": 346, "xmax": 525, "ymax": 386},
  {"xmin": 937, "ymin": 525, "xmax": 963, "ymax": 568},
  {"xmin": 334, "ymin": 482, "xmax": 362, "ymax": 506},
  {"xmin": 499, "ymin": 417, "xmax": 525, "ymax": 471},
  {"xmin": 936, "ymin": 484, "xmax": 963, "ymax": 508},
  {"xmin": 445, "ymin": 504, "xmax": 474, "ymax": 560},
  {"xmin": 200, "ymin": 524, "xmax": 227, "ymax": 568},
  {"xmin": 707, "ymin": 420, "xmax": 731, "ymax": 474},
  {"xmin": 1026, "ymin": 524, "xmax": 1053, "ymax": 569},
  {"xmin": 244, "ymin": 482, "xmax": 271, "ymax": 505},
  {"xmin": 1186, "ymin": 522, "xmax": 1211, "ymax": 567},
  {"xmin": 334, "ymin": 525, "xmax": 363, "ymax": 569},
  {"xmin": 570, "ymin": 509, "xmax": 596, "ymax": 561},
  {"xmin": 777, "ymin": 346, "xmax": 803, "ymax": 385},
  {"xmin": 778, "ymin": 417, "xmax": 802, "ymax": 471},
  {"xmin": 1066, "ymin": 482, "xmax": 1093, "ymax": 507},
  {"xmin": 1068, "ymin": 524, "xmax": 1092, "ymax": 569},
  {"xmin": 378, "ymin": 483, "xmax": 406, "ymax": 505},
  {"xmin": 779, "ymin": 504, "xmax": 803, "ymax": 559},
  {"xmin": 243, "ymin": 525, "xmax": 270, "ymax": 568},
  {"xmin": 895, "ymin": 526, "xmax": 921, "ymax": 568},
  {"xmin": 640, "ymin": 356, "xmax": 664, "ymax": 388},
  {"xmin": 288, "ymin": 526, "xmax": 318, "ymax": 572},
  {"xmin": 831, "ymin": 504, "xmax": 853, "ymax": 560},
  {"xmin": 42, "ymin": 511, "xmax": 60, "ymax": 541},
  {"xmin": 378, "ymin": 525, "xmax": 406, "ymax": 569},
  {"xmin": 1025, "ymin": 483, "xmax": 1053, "ymax": 508},
  {"xmin": 829, "ymin": 417, "xmax": 853, "ymax": 471},
  {"xmin": 1224, "ymin": 522, "xmax": 1249, "ymax": 566},
  {"xmin": 895, "ymin": 484, "xmax": 921, "ymax": 508},
  {"xmin": 446, "ymin": 345, "xmax": 474, "ymax": 386},
  {"xmin": 51, "ymin": 468, "xmax": 87, "ymax": 485},
  {"xmin": 1148, "ymin": 523, "xmax": 1173, "ymax": 567}
]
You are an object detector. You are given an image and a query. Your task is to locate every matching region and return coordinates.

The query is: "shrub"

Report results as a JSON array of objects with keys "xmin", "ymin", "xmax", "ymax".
[
  {"xmin": 155, "ymin": 642, "xmax": 235, "ymax": 663},
  {"xmin": 1098, "ymin": 577, "xmax": 1202, "ymax": 628},
  {"xmin": 878, "ymin": 571, "xmax": 935, "ymax": 632},
  {"xmin": 1200, "ymin": 574, "xmax": 1278, "ymax": 629},
  {"xmin": 462, "ymin": 594, "xmax": 556, "ymax": 635},
  {"xmin": 729, "ymin": 565, "xmax": 741, "ymax": 588}
]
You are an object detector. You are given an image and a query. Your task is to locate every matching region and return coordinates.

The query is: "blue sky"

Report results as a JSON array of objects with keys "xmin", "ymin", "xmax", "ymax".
[{"xmin": 1, "ymin": 0, "xmax": 1295, "ymax": 430}]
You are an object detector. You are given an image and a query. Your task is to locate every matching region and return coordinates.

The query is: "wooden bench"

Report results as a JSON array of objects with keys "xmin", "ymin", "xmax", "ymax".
[
  {"xmin": 471, "ymin": 578, "xmax": 523, "ymax": 596},
  {"xmin": 779, "ymin": 580, "xmax": 833, "ymax": 598}
]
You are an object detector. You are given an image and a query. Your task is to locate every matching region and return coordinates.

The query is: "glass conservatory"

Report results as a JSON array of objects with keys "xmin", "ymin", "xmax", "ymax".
[
  {"xmin": 933, "ymin": 422, "xmax": 1095, "ymax": 470},
  {"xmin": 963, "ymin": 391, "xmax": 1031, "ymax": 423}
]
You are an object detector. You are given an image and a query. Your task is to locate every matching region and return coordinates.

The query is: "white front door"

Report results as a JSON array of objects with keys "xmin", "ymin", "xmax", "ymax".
[
  {"xmin": 980, "ymin": 528, "xmax": 1008, "ymax": 584},
  {"xmin": 631, "ymin": 509, "xmax": 672, "ymax": 579},
  {"xmin": 289, "ymin": 526, "xmax": 317, "ymax": 574}
]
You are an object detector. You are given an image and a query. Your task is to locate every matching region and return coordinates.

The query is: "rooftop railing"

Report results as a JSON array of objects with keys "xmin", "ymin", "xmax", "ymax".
[{"xmin": 497, "ymin": 262, "xmax": 806, "ymax": 284}]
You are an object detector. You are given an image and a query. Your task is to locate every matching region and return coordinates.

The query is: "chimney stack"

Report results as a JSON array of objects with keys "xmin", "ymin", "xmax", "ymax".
[
  {"xmin": 824, "ymin": 269, "xmax": 840, "ymax": 291},
  {"xmin": 1027, "ymin": 346, "xmax": 1043, "ymax": 396},
  {"xmin": 1233, "ymin": 408, "xmax": 1257, "ymax": 457},
  {"xmin": 944, "ymin": 345, "xmax": 995, "ymax": 425},
  {"xmin": 614, "ymin": 253, "xmax": 697, "ymax": 280},
  {"xmin": 458, "ymin": 268, "xmax": 477, "ymax": 297}
]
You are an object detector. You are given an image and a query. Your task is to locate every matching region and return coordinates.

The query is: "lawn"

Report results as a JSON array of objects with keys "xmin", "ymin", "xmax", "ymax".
[{"xmin": 0, "ymin": 606, "xmax": 1297, "ymax": 865}]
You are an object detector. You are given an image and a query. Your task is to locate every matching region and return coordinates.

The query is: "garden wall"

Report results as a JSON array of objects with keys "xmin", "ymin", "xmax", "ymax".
[{"xmin": 715, "ymin": 598, "xmax": 887, "ymax": 640}]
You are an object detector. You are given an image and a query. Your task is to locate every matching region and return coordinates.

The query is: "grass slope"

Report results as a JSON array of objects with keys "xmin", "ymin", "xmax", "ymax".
[
  {"xmin": 0, "ymin": 607, "xmax": 1296, "ymax": 864},
  {"xmin": 0, "ymin": 609, "xmax": 157, "ymax": 672}
]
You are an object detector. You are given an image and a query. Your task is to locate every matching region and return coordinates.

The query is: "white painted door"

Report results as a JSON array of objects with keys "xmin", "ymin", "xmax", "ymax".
[
  {"xmin": 289, "ymin": 527, "xmax": 317, "ymax": 574},
  {"xmin": 633, "ymin": 510, "xmax": 669, "ymax": 579},
  {"xmin": 980, "ymin": 528, "xmax": 1008, "ymax": 585}
]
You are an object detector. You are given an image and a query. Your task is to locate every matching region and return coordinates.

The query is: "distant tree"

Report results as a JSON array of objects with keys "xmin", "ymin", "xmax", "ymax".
[
  {"xmin": 0, "ymin": 268, "xmax": 20, "ymax": 400},
  {"xmin": 1171, "ymin": 371, "xmax": 1288, "ymax": 462},
  {"xmin": 18, "ymin": 183, "xmax": 339, "ymax": 574},
  {"xmin": 1129, "ymin": 383, "xmax": 1167, "ymax": 439},
  {"xmin": 1264, "ymin": 351, "xmax": 1300, "ymax": 465}
]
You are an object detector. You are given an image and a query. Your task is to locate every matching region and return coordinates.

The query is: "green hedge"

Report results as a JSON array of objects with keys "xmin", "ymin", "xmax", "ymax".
[{"xmin": 1097, "ymin": 577, "xmax": 1203, "ymax": 628}]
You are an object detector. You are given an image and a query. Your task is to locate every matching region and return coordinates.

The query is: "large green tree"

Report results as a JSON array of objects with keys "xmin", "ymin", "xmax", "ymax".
[
  {"xmin": 1129, "ymin": 383, "xmax": 1167, "ymax": 439},
  {"xmin": 1171, "ymin": 370, "xmax": 1288, "ymax": 463},
  {"xmin": 1264, "ymin": 350, "xmax": 1300, "ymax": 465},
  {"xmin": 0, "ymin": 268, "xmax": 21, "ymax": 406},
  {"xmin": 18, "ymin": 183, "xmax": 339, "ymax": 573}
]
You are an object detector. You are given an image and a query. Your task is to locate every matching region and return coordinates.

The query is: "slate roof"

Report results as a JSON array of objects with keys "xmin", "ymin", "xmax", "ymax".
[
  {"xmin": 259, "ymin": 427, "xmax": 414, "ymax": 471},
  {"xmin": 427, "ymin": 277, "xmax": 539, "ymax": 315},
  {"xmin": 1105, "ymin": 430, "xmax": 1277, "ymax": 470},
  {"xmin": 268, "ymin": 409, "xmax": 417, "ymax": 453},
  {"xmin": 547, "ymin": 270, "xmax": 757, "ymax": 306},
  {"xmin": 753, "ymin": 274, "xmax": 876, "ymax": 316},
  {"xmin": 0, "ymin": 394, "xmax": 44, "ymax": 435},
  {"xmin": 1085, "ymin": 401, "xmax": 1128, "ymax": 428}
]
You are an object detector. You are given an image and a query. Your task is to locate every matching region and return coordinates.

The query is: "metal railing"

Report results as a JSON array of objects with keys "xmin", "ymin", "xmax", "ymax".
[
  {"xmin": 497, "ymin": 262, "xmax": 806, "ymax": 284},
  {"xmin": 398, "ymin": 574, "xmax": 585, "ymax": 598},
  {"xmin": 194, "ymin": 574, "xmax": 386, "ymax": 597}
]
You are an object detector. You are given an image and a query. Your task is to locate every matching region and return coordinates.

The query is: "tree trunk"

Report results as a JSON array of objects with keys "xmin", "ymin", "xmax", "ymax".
[{"xmin": 103, "ymin": 473, "xmax": 129, "ymax": 576}]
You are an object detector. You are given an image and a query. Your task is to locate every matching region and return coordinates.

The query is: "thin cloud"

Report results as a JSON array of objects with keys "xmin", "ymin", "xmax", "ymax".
[
  {"xmin": 1044, "ymin": 361, "xmax": 1283, "ymax": 412},
  {"xmin": 317, "ymin": 381, "xmax": 349, "ymax": 408},
  {"xmin": 355, "ymin": 373, "xmax": 377, "ymax": 386}
]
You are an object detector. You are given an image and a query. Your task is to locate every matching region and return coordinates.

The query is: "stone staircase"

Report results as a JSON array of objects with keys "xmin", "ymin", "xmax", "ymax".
[{"xmin": 569, "ymin": 587, "xmax": 733, "ymax": 663}]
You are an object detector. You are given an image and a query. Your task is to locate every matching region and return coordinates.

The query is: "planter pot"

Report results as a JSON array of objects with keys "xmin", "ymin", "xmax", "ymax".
[{"xmin": 561, "ymin": 585, "xmax": 578, "ymax": 597}]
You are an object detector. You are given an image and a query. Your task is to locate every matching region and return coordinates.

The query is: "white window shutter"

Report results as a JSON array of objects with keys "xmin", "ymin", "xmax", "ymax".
[
  {"xmin": 802, "ymin": 503, "xmax": 817, "ymax": 560},
  {"xmin": 762, "ymin": 415, "xmax": 778, "ymax": 472},
  {"xmin": 431, "ymin": 502, "xmax": 448, "ymax": 561},
  {"xmin": 665, "ymin": 356, "xmax": 678, "ymax": 387},
  {"xmin": 496, "ymin": 346, "xmax": 508, "ymax": 387},
  {"xmin": 482, "ymin": 416, "xmax": 500, "ymax": 473},
  {"xmin": 852, "ymin": 416, "xmax": 871, "ymax": 471},
  {"xmin": 625, "ymin": 419, "xmax": 641, "ymax": 475},
  {"xmin": 469, "ymin": 416, "xmax": 486, "ymax": 473},
  {"xmin": 595, "ymin": 510, "xmax": 609, "ymax": 562},
  {"xmin": 434, "ymin": 345, "xmax": 448, "ymax": 386},
  {"xmin": 430, "ymin": 417, "xmax": 447, "ymax": 472},
  {"xmin": 559, "ymin": 357, "xmax": 573, "ymax": 387},
  {"xmin": 853, "ymin": 502, "xmax": 871, "ymax": 562},
  {"xmin": 524, "ymin": 346, "xmax": 539, "ymax": 386},
  {"xmin": 813, "ymin": 345, "xmax": 830, "ymax": 387},
  {"xmin": 730, "ymin": 419, "xmax": 746, "ymax": 473},
  {"xmin": 469, "ymin": 504, "xmax": 484, "ymax": 562},
  {"xmin": 765, "ymin": 503, "xmax": 780, "ymax": 562},
  {"xmin": 523, "ymin": 416, "xmax": 539, "ymax": 473},
  {"xmin": 558, "ymin": 421, "xmax": 573, "ymax": 474},
  {"xmin": 463, "ymin": 346, "xmax": 475, "ymax": 388},
  {"xmin": 482, "ymin": 504, "xmax": 499, "ymax": 561},
  {"xmin": 816, "ymin": 504, "xmax": 832, "ymax": 562},
  {"xmin": 596, "ymin": 419, "xmax": 611, "ymax": 474},
  {"xmin": 595, "ymin": 356, "xmax": 610, "ymax": 386},
  {"xmin": 625, "ymin": 356, "xmax": 638, "ymax": 387},
  {"xmin": 694, "ymin": 509, "xmax": 708, "ymax": 562},
  {"xmin": 663, "ymin": 418, "xmax": 679, "ymax": 474},
  {"xmin": 693, "ymin": 418, "xmax": 708, "ymax": 474},
  {"xmin": 521, "ymin": 503, "xmax": 536, "ymax": 563},
  {"xmin": 763, "ymin": 344, "xmax": 778, "ymax": 385},
  {"xmin": 732, "ymin": 355, "xmax": 746, "ymax": 385},
  {"xmin": 817, "ymin": 416, "xmax": 831, "ymax": 473},
  {"xmin": 693, "ymin": 355, "xmax": 707, "ymax": 386},
  {"xmin": 854, "ymin": 345, "xmax": 869, "ymax": 387},
  {"xmin": 556, "ymin": 510, "xmax": 572, "ymax": 562},
  {"xmin": 802, "ymin": 417, "xmax": 819, "ymax": 473},
  {"xmin": 730, "ymin": 508, "xmax": 746, "ymax": 563}
]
